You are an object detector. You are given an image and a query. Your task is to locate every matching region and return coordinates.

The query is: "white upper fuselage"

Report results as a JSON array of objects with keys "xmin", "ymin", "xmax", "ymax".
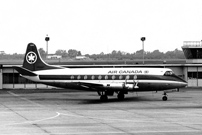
[{"xmin": 34, "ymin": 67, "xmax": 169, "ymax": 76}]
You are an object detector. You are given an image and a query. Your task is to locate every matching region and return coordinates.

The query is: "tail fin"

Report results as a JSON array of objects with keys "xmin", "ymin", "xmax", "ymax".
[{"xmin": 23, "ymin": 43, "xmax": 62, "ymax": 71}]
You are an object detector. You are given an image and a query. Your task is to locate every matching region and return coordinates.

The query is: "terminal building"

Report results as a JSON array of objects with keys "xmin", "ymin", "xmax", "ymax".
[{"xmin": 1, "ymin": 41, "xmax": 202, "ymax": 89}]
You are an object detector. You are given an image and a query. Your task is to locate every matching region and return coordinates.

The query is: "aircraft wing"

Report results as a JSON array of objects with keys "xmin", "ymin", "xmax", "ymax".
[{"xmin": 75, "ymin": 82, "xmax": 104, "ymax": 89}]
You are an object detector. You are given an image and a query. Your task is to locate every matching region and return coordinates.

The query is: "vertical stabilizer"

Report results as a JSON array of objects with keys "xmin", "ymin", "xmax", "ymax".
[{"xmin": 23, "ymin": 43, "xmax": 62, "ymax": 71}]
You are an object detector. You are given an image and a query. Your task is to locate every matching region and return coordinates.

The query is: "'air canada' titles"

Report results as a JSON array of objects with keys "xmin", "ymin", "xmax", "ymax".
[{"xmin": 108, "ymin": 70, "xmax": 143, "ymax": 74}]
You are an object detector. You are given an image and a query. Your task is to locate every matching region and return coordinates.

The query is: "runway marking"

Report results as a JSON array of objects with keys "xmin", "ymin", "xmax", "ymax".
[
  {"xmin": 3, "ymin": 91, "xmax": 60, "ymax": 127},
  {"xmin": 1, "ymin": 110, "xmax": 201, "ymax": 134},
  {"xmin": 58, "ymin": 112, "xmax": 202, "ymax": 125},
  {"xmin": 7, "ymin": 91, "xmax": 45, "ymax": 108},
  {"xmin": 3, "ymin": 111, "xmax": 200, "ymax": 134},
  {"xmin": 39, "ymin": 130, "xmax": 201, "ymax": 135},
  {"xmin": 4, "ymin": 111, "xmax": 200, "ymax": 128},
  {"xmin": 2, "ymin": 112, "xmax": 60, "ymax": 126}
]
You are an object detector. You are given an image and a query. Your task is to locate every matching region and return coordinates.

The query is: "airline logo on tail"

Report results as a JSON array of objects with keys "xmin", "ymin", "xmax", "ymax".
[{"xmin": 26, "ymin": 51, "xmax": 37, "ymax": 64}]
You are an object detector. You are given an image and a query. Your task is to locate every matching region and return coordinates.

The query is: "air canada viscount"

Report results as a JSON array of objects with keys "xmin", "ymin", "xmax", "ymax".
[{"xmin": 14, "ymin": 43, "xmax": 187, "ymax": 101}]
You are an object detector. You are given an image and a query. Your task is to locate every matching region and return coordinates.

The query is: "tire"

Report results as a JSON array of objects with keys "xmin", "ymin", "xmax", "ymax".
[
  {"xmin": 100, "ymin": 95, "xmax": 108, "ymax": 101},
  {"xmin": 117, "ymin": 93, "xmax": 125, "ymax": 100}
]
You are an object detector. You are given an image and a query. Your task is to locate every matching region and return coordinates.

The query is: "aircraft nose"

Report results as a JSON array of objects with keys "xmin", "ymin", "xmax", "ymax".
[
  {"xmin": 176, "ymin": 76, "xmax": 187, "ymax": 88},
  {"xmin": 181, "ymin": 81, "xmax": 188, "ymax": 87},
  {"xmin": 179, "ymin": 79, "xmax": 188, "ymax": 87}
]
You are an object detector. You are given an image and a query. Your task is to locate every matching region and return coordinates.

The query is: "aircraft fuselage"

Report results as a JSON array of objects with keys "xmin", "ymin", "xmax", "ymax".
[{"xmin": 23, "ymin": 67, "xmax": 187, "ymax": 92}]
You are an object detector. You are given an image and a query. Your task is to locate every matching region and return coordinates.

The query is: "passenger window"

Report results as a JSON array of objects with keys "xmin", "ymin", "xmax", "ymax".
[
  {"xmin": 91, "ymin": 75, "xmax": 95, "ymax": 80},
  {"xmin": 133, "ymin": 75, "xmax": 137, "ymax": 80},
  {"xmin": 77, "ymin": 75, "xmax": 81, "ymax": 79},
  {"xmin": 105, "ymin": 75, "xmax": 108, "ymax": 80},
  {"xmin": 84, "ymin": 75, "xmax": 88, "ymax": 80},
  {"xmin": 119, "ymin": 75, "xmax": 123, "ymax": 80},
  {"xmin": 98, "ymin": 75, "xmax": 102, "ymax": 80},
  {"xmin": 70, "ymin": 75, "xmax": 74, "ymax": 80},
  {"xmin": 126, "ymin": 75, "xmax": 130, "ymax": 80},
  {"xmin": 112, "ymin": 75, "xmax": 116, "ymax": 80}
]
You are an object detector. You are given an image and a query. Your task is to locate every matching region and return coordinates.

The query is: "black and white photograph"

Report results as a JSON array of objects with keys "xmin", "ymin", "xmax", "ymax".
[{"xmin": 0, "ymin": 0, "xmax": 202, "ymax": 134}]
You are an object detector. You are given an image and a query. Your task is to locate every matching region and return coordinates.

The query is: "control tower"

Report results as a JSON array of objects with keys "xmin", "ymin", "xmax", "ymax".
[{"xmin": 182, "ymin": 41, "xmax": 202, "ymax": 63}]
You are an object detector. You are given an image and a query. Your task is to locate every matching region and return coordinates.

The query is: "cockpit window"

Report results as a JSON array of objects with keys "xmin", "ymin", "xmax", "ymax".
[{"xmin": 164, "ymin": 71, "xmax": 174, "ymax": 76}]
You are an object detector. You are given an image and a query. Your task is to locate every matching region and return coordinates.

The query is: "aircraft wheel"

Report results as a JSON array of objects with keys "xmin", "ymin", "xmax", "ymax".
[
  {"xmin": 117, "ymin": 93, "xmax": 125, "ymax": 100},
  {"xmin": 162, "ymin": 96, "xmax": 167, "ymax": 101},
  {"xmin": 100, "ymin": 95, "xmax": 108, "ymax": 101}
]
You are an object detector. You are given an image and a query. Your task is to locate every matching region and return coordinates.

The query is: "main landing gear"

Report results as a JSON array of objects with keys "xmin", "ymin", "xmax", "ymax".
[
  {"xmin": 162, "ymin": 92, "xmax": 168, "ymax": 101},
  {"xmin": 99, "ymin": 91, "xmax": 126, "ymax": 101},
  {"xmin": 100, "ymin": 94, "xmax": 108, "ymax": 101},
  {"xmin": 99, "ymin": 91, "xmax": 108, "ymax": 101},
  {"xmin": 117, "ymin": 92, "xmax": 125, "ymax": 100}
]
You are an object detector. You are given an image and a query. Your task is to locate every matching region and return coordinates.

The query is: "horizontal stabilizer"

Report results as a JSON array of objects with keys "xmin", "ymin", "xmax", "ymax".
[{"xmin": 13, "ymin": 66, "xmax": 37, "ymax": 76}]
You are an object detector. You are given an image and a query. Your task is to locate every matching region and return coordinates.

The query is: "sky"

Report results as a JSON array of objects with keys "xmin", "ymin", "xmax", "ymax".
[{"xmin": 1, "ymin": 0, "xmax": 202, "ymax": 55}]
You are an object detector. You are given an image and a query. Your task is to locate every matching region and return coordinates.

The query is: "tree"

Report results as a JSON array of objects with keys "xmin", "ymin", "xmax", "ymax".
[
  {"xmin": 68, "ymin": 49, "xmax": 79, "ymax": 58},
  {"xmin": 77, "ymin": 51, "xmax": 82, "ymax": 56},
  {"xmin": 55, "ymin": 49, "xmax": 68, "ymax": 57},
  {"xmin": 151, "ymin": 50, "xmax": 164, "ymax": 59},
  {"xmin": 164, "ymin": 49, "xmax": 185, "ymax": 59},
  {"xmin": 38, "ymin": 48, "xmax": 46, "ymax": 58},
  {"xmin": 134, "ymin": 49, "xmax": 144, "ymax": 59}
]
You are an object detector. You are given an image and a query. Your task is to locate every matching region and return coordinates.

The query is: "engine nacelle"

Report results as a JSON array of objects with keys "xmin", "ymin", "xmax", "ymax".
[
  {"xmin": 125, "ymin": 84, "xmax": 135, "ymax": 90},
  {"xmin": 104, "ymin": 83, "xmax": 124, "ymax": 89},
  {"xmin": 104, "ymin": 83, "xmax": 139, "ymax": 90}
]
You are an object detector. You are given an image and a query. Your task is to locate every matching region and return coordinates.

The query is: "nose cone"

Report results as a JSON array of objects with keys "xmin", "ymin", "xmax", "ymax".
[
  {"xmin": 178, "ymin": 78, "xmax": 188, "ymax": 88},
  {"xmin": 180, "ymin": 81, "xmax": 188, "ymax": 88},
  {"xmin": 173, "ymin": 75, "xmax": 187, "ymax": 88}
]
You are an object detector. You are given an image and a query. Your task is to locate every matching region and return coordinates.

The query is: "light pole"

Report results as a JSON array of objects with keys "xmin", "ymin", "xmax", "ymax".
[
  {"xmin": 45, "ymin": 35, "xmax": 50, "ymax": 55},
  {"xmin": 141, "ymin": 37, "xmax": 146, "ymax": 64}
]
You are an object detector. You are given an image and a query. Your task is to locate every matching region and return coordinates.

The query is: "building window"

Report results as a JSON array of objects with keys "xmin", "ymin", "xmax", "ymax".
[
  {"xmin": 188, "ymin": 72, "xmax": 197, "ymax": 79},
  {"xmin": 188, "ymin": 72, "xmax": 202, "ymax": 79},
  {"xmin": 198, "ymin": 72, "xmax": 202, "ymax": 79},
  {"xmin": 3, "ymin": 73, "xmax": 34, "ymax": 84},
  {"xmin": 3, "ymin": 73, "xmax": 14, "ymax": 84}
]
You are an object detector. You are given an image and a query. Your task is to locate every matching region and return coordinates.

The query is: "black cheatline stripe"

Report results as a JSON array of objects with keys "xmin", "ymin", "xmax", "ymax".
[{"xmin": 39, "ymin": 75, "xmax": 180, "ymax": 82}]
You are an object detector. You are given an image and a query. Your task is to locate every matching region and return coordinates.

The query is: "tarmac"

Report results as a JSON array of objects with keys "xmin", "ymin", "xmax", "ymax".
[{"xmin": 0, "ymin": 88, "xmax": 202, "ymax": 135}]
